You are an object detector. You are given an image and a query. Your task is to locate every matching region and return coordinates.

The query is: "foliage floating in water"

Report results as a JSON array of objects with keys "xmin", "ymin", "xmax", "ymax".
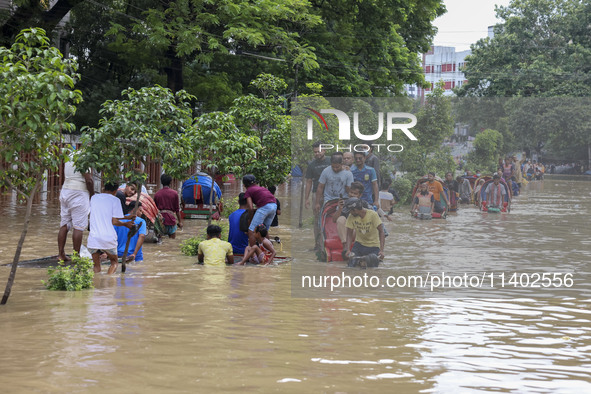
[{"xmin": 43, "ymin": 253, "xmax": 94, "ymax": 291}]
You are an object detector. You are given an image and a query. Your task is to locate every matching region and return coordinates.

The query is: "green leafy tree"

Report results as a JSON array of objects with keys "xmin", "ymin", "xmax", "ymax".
[
  {"xmin": 0, "ymin": 0, "xmax": 85, "ymax": 46},
  {"xmin": 74, "ymin": 85, "xmax": 199, "ymax": 264},
  {"xmin": 540, "ymin": 97, "xmax": 591, "ymax": 167},
  {"xmin": 466, "ymin": 129, "xmax": 504, "ymax": 173},
  {"xmin": 229, "ymin": 74, "xmax": 292, "ymax": 187},
  {"xmin": 457, "ymin": 0, "xmax": 591, "ymax": 164},
  {"xmin": 459, "ymin": 0, "xmax": 591, "ymax": 97},
  {"xmin": 193, "ymin": 111, "xmax": 260, "ymax": 223},
  {"xmin": 299, "ymin": 0, "xmax": 446, "ymax": 96},
  {"xmin": 75, "ymin": 85, "xmax": 198, "ymax": 186},
  {"xmin": 105, "ymin": 0, "xmax": 320, "ymax": 92},
  {"xmin": 0, "ymin": 28, "xmax": 83, "ymax": 305},
  {"xmin": 397, "ymin": 82, "xmax": 455, "ymax": 179}
]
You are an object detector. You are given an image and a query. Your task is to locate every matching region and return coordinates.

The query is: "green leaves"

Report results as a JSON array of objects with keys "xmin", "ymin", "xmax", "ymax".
[
  {"xmin": 43, "ymin": 253, "xmax": 94, "ymax": 291},
  {"xmin": 459, "ymin": 0, "xmax": 591, "ymax": 97},
  {"xmin": 76, "ymin": 85, "xmax": 199, "ymax": 185},
  {"xmin": 467, "ymin": 129, "xmax": 504, "ymax": 173},
  {"xmin": 0, "ymin": 28, "xmax": 80, "ymax": 195}
]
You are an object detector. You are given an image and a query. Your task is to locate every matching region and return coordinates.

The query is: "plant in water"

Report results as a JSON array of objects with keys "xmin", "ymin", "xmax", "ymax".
[{"xmin": 43, "ymin": 253, "xmax": 94, "ymax": 291}]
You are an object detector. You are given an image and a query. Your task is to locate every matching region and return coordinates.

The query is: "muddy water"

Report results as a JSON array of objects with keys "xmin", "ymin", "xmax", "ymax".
[{"xmin": 1, "ymin": 177, "xmax": 590, "ymax": 392}]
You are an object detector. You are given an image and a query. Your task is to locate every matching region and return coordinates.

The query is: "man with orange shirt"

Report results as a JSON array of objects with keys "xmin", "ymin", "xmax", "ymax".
[{"xmin": 427, "ymin": 172, "xmax": 449, "ymax": 214}]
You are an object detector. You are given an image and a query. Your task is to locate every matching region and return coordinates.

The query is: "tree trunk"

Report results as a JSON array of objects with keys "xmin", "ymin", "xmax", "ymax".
[
  {"xmin": 1, "ymin": 181, "xmax": 40, "ymax": 305},
  {"xmin": 164, "ymin": 46, "xmax": 183, "ymax": 93},
  {"xmin": 298, "ymin": 165, "xmax": 306, "ymax": 228},
  {"xmin": 588, "ymin": 143, "xmax": 590, "ymax": 171}
]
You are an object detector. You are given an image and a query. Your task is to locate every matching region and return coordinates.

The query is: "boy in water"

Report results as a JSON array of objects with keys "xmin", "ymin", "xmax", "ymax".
[
  {"xmin": 197, "ymin": 224, "xmax": 234, "ymax": 266},
  {"xmin": 235, "ymin": 224, "xmax": 276, "ymax": 265},
  {"xmin": 87, "ymin": 182, "xmax": 135, "ymax": 274}
]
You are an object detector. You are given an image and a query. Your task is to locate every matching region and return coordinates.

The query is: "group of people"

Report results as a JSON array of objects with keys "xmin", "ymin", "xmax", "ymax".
[
  {"xmin": 197, "ymin": 175, "xmax": 280, "ymax": 266},
  {"xmin": 304, "ymin": 142, "xmax": 388, "ymax": 262},
  {"xmin": 59, "ymin": 149, "xmax": 286, "ymax": 271},
  {"xmin": 58, "ymin": 154, "xmax": 185, "ymax": 273}
]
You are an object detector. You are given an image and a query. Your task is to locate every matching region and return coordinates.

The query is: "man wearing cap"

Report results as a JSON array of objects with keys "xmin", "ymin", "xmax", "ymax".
[
  {"xmin": 344, "ymin": 198, "xmax": 385, "ymax": 260},
  {"xmin": 243, "ymin": 174, "xmax": 277, "ymax": 245}
]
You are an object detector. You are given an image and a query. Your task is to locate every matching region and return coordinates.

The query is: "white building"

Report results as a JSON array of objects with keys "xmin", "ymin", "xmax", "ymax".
[{"xmin": 418, "ymin": 45, "xmax": 470, "ymax": 99}]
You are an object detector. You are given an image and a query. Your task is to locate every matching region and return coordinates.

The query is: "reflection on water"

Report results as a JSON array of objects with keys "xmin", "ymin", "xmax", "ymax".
[{"xmin": 0, "ymin": 177, "xmax": 590, "ymax": 392}]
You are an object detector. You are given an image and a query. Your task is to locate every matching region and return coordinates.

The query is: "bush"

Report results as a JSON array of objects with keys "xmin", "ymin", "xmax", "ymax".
[
  {"xmin": 43, "ymin": 253, "xmax": 94, "ymax": 291},
  {"xmin": 392, "ymin": 177, "xmax": 414, "ymax": 205},
  {"xmin": 180, "ymin": 221, "xmax": 230, "ymax": 256},
  {"xmin": 220, "ymin": 196, "xmax": 239, "ymax": 219}
]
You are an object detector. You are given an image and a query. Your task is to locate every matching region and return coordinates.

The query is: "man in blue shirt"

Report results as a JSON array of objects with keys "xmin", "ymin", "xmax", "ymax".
[
  {"xmin": 114, "ymin": 202, "xmax": 147, "ymax": 262},
  {"xmin": 351, "ymin": 151, "xmax": 379, "ymax": 208},
  {"xmin": 228, "ymin": 193, "xmax": 250, "ymax": 255}
]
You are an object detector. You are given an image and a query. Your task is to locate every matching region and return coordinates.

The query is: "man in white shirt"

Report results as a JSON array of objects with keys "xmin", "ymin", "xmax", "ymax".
[
  {"xmin": 58, "ymin": 153, "xmax": 94, "ymax": 262},
  {"xmin": 87, "ymin": 182, "xmax": 135, "ymax": 274}
]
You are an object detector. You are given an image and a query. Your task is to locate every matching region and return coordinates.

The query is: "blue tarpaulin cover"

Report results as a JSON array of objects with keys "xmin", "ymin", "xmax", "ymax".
[{"xmin": 181, "ymin": 172, "xmax": 222, "ymax": 204}]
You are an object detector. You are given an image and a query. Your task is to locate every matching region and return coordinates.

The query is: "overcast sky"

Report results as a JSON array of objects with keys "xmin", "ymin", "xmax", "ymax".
[{"xmin": 433, "ymin": 0, "xmax": 512, "ymax": 51}]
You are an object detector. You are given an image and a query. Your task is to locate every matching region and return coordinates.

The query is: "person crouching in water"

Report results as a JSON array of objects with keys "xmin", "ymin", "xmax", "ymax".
[
  {"xmin": 197, "ymin": 224, "xmax": 234, "ymax": 266},
  {"xmin": 344, "ymin": 198, "xmax": 385, "ymax": 261},
  {"xmin": 411, "ymin": 182, "xmax": 434, "ymax": 219},
  {"xmin": 235, "ymin": 224, "xmax": 276, "ymax": 265},
  {"xmin": 333, "ymin": 181, "xmax": 370, "ymax": 246}
]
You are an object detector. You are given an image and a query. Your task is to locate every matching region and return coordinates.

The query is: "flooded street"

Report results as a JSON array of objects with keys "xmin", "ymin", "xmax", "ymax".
[{"xmin": 1, "ymin": 177, "xmax": 590, "ymax": 392}]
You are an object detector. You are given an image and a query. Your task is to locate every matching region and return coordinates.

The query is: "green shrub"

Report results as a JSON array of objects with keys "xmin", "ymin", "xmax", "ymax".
[
  {"xmin": 43, "ymin": 253, "xmax": 94, "ymax": 291},
  {"xmin": 180, "ymin": 235, "xmax": 204, "ymax": 256},
  {"xmin": 220, "ymin": 196, "xmax": 239, "ymax": 219},
  {"xmin": 392, "ymin": 177, "xmax": 414, "ymax": 205},
  {"xmin": 180, "ymin": 221, "xmax": 230, "ymax": 256}
]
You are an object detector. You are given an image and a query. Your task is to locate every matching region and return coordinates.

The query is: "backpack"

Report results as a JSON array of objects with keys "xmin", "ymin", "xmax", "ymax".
[{"xmin": 239, "ymin": 209, "xmax": 255, "ymax": 233}]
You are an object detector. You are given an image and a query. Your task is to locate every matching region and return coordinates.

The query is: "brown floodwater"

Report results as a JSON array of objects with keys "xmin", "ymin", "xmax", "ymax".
[{"xmin": 1, "ymin": 177, "xmax": 590, "ymax": 392}]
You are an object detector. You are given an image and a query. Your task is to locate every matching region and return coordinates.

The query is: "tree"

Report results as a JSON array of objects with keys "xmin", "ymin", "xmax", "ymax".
[
  {"xmin": 466, "ymin": 129, "xmax": 504, "ymax": 173},
  {"xmin": 64, "ymin": 0, "xmax": 447, "ymax": 129},
  {"xmin": 459, "ymin": 0, "xmax": 591, "ymax": 97},
  {"xmin": 193, "ymin": 111, "xmax": 260, "ymax": 223},
  {"xmin": 299, "ymin": 0, "xmax": 447, "ymax": 96},
  {"xmin": 229, "ymin": 74, "xmax": 292, "ymax": 187},
  {"xmin": 104, "ymin": 0, "xmax": 320, "ymax": 92},
  {"xmin": 541, "ymin": 97, "xmax": 591, "ymax": 167},
  {"xmin": 74, "ymin": 85, "xmax": 199, "ymax": 266},
  {"xmin": 397, "ymin": 82, "xmax": 455, "ymax": 178},
  {"xmin": 0, "ymin": 28, "xmax": 83, "ymax": 305}
]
